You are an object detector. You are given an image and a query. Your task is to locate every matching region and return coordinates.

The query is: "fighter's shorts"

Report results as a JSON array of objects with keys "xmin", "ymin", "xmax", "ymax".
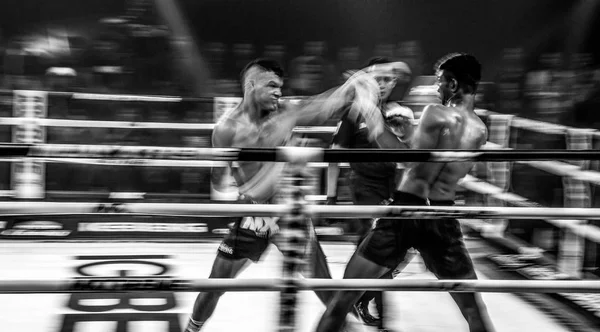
[
  {"xmin": 358, "ymin": 191, "xmax": 476, "ymax": 279},
  {"xmin": 217, "ymin": 215, "xmax": 278, "ymax": 262},
  {"xmin": 217, "ymin": 202, "xmax": 317, "ymax": 262},
  {"xmin": 349, "ymin": 172, "xmax": 394, "ymax": 205}
]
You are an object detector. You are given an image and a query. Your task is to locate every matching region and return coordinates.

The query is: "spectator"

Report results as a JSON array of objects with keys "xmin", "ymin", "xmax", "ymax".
[
  {"xmin": 395, "ymin": 40, "xmax": 425, "ymax": 77},
  {"xmin": 372, "ymin": 43, "xmax": 395, "ymax": 59},
  {"xmin": 336, "ymin": 46, "xmax": 361, "ymax": 84},
  {"xmin": 288, "ymin": 40, "xmax": 336, "ymax": 95},
  {"xmin": 496, "ymin": 47, "xmax": 526, "ymax": 115},
  {"xmin": 262, "ymin": 43, "xmax": 287, "ymax": 69},
  {"xmin": 232, "ymin": 43, "xmax": 255, "ymax": 77},
  {"xmin": 204, "ymin": 42, "xmax": 227, "ymax": 80},
  {"xmin": 524, "ymin": 52, "xmax": 567, "ymax": 124}
]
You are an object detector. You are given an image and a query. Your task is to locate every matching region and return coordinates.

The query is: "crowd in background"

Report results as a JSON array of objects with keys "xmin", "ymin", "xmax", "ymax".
[
  {"xmin": 0, "ymin": 13, "xmax": 598, "ymax": 203},
  {"xmin": 496, "ymin": 48, "xmax": 600, "ymax": 128},
  {"xmin": 1, "ymin": 26, "xmax": 599, "ymax": 129}
]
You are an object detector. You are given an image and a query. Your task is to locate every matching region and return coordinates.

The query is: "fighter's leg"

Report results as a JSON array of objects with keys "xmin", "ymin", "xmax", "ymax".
[
  {"xmin": 186, "ymin": 220, "xmax": 269, "ymax": 332},
  {"xmin": 186, "ymin": 255, "xmax": 252, "ymax": 332},
  {"xmin": 419, "ymin": 220, "xmax": 496, "ymax": 332},
  {"xmin": 355, "ymin": 219, "xmax": 386, "ymax": 327},
  {"xmin": 447, "ymin": 290, "xmax": 495, "ymax": 332},
  {"xmin": 316, "ymin": 251, "xmax": 391, "ymax": 332},
  {"xmin": 318, "ymin": 216, "xmax": 408, "ymax": 332},
  {"xmin": 351, "ymin": 182, "xmax": 391, "ymax": 326},
  {"xmin": 306, "ymin": 231, "xmax": 336, "ymax": 305},
  {"xmin": 272, "ymin": 218, "xmax": 335, "ymax": 305}
]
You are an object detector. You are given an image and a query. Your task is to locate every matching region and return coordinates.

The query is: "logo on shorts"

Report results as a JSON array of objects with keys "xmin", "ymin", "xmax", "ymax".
[
  {"xmin": 240, "ymin": 216, "xmax": 279, "ymax": 238},
  {"xmin": 218, "ymin": 243, "xmax": 234, "ymax": 255}
]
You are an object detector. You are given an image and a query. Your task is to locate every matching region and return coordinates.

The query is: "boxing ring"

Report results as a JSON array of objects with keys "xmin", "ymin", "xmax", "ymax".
[{"xmin": 2, "ymin": 90, "xmax": 600, "ymax": 331}]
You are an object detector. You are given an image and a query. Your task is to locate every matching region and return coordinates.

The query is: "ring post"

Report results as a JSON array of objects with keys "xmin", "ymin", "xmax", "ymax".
[{"xmin": 277, "ymin": 147, "xmax": 323, "ymax": 332}]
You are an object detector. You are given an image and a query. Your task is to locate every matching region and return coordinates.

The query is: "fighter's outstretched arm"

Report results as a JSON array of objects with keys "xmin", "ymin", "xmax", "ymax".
[{"xmin": 290, "ymin": 71, "xmax": 383, "ymax": 139}]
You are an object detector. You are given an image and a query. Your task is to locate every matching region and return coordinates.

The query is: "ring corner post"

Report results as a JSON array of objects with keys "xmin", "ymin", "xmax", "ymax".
[{"xmin": 277, "ymin": 147, "xmax": 319, "ymax": 332}]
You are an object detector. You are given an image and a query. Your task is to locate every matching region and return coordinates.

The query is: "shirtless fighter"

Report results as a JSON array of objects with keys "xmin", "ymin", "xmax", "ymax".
[
  {"xmin": 316, "ymin": 53, "xmax": 496, "ymax": 332},
  {"xmin": 185, "ymin": 58, "xmax": 381, "ymax": 332}
]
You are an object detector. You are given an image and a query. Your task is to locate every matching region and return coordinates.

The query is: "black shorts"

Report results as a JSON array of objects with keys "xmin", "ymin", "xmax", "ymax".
[
  {"xmin": 217, "ymin": 215, "xmax": 318, "ymax": 263},
  {"xmin": 358, "ymin": 191, "xmax": 476, "ymax": 279},
  {"xmin": 350, "ymin": 172, "xmax": 393, "ymax": 205}
]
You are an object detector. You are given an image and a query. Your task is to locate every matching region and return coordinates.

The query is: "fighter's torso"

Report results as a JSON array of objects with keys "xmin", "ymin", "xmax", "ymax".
[
  {"xmin": 399, "ymin": 105, "xmax": 486, "ymax": 201},
  {"xmin": 215, "ymin": 104, "xmax": 297, "ymax": 201}
]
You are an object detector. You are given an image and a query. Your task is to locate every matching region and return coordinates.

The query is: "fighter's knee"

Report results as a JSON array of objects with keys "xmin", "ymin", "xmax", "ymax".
[
  {"xmin": 327, "ymin": 302, "xmax": 351, "ymax": 319},
  {"xmin": 199, "ymin": 290, "xmax": 225, "ymax": 302},
  {"xmin": 327, "ymin": 293, "xmax": 359, "ymax": 316}
]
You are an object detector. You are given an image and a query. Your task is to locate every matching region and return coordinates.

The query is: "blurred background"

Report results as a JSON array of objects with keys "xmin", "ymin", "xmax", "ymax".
[
  {"xmin": 0, "ymin": 0, "xmax": 597, "ymax": 111},
  {"xmin": 0, "ymin": 1, "xmax": 600, "ymax": 330}
]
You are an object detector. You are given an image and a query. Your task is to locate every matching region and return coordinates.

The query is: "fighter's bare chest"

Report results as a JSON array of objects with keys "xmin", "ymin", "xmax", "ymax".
[{"xmin": 233, "ymin": 121, "xmax": 292, "ymax": 147}]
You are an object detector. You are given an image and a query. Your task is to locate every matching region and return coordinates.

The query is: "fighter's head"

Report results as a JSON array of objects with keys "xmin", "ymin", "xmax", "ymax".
[
  {"xmin": 240, "ymin": 58, "xmax": 284, "ymax": 111},
  {"xmin": 434, "ymin": 53, "xmax": 481, "ymax": 105},
  {"xmin": 364, "ymin": 57, "xmax": 412, "ymax": 102}
]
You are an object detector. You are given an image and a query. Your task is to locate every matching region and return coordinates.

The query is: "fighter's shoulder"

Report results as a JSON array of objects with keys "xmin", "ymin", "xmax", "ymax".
[
  {"xmin": 272, "ymin": 99, "xmax": 300, "ymax": 122},
  {"xmin": 477, "ymin": 119, "xmax": 489, "ymax": 144},
  {"xmin": 277, "ymin": 97, "xmax": 302, "ymax": 112},
  {"xmin": 212, "ymin": 116, "xmax": 240, "ymax": 147},
  {"xmin": 420, "ymin": 104, "xmax": 449, "ymax": 124}
]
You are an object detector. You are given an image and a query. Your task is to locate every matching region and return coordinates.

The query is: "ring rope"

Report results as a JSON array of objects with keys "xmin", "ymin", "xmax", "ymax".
[
  {"xmin": 4, "ymin": 89, "xmax": 595, "ymax": 138},
  {"xmin": 460, "ymin": 174, "xmax": 600, "ymax": 243},
  {"xmin": 0, "ymin": 190, "xmax": 327, "ymax": 202},
  {"xmin": 476, "ymin": 109, "xmax": 568, "ymax": 135},
  {"xmin": 0, "ymin": 158, "xmax": 345, "ymax": 169},
  {"xmin": 0, "ymin": 202, "xmax": 600, "ymax": 220},
  {"xmin": 0, "ymin": 117, "xmax": 337, "ymax": 133},
  {"xmin": 43, "ymin": 91, "xmax": 187, "ymax": 102},
  {"xmin": 484, "ymin": 142, "xmax": 600, "ymax": 185},
  {"xmin": 0, "ymin": 278, "xmax": 598, "ymax": 294},
  {"xmin": 4, "ymin": 144, "xmax": 600, "ymax": 162}
]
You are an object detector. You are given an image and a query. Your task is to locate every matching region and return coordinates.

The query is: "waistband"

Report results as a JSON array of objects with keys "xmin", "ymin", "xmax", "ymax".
[
  {"xmin": 429, "ymin": 199, "xmax": 455, "ymax": 206},
  {"xmin": 392, "ymin": 191, "xmax": 429, "ymax": 205}
]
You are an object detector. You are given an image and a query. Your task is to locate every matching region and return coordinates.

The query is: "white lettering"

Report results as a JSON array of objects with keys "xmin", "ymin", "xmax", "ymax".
[
  {"xmin": 491, "ymin": 255, "xmax": 600, "ymax": 319},
  {"xmin": 560, "ymin": 293, "xmax": 600, "ymax": 318},
  {"xmin": 314, "ymin": 227, "xmax": 344, "ymax": 236},
  {"xmin": 212, "ymin": 228, "xmax": 230, "ymax": 235},
  {"xmin": 1, "ymin": 230, "xmax": 71, "ymax": 236},
  {"xmin": 218, "ymin": 243, "xmax": 234, "ymax": 255},
  {"xmin": 14, "ymin": 221, "xmax": 63, "ymax": 230},
  {"xmin": 78, "ymin": 222, "xmax": 208, "ymax": 233},
  {"xmin": 517, "ymin": 266, "xmax": 570, "ymax": 280},
  {"xmin": 240, "ymin": 216, "xmax": 278, "ymax": 233}
]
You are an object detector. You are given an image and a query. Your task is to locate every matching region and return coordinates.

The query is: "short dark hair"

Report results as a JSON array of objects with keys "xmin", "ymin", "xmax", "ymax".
[
  {"xmin": 435, "ymin": 53, "xmax": 481, "ymax": 93},
  {"xmin": 240, "ymin": 58, "xmax": 284, "ymax": 83},
  {"xmin": 362, "ymin": 56, "xmax": 392, "ymax": 69}
]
